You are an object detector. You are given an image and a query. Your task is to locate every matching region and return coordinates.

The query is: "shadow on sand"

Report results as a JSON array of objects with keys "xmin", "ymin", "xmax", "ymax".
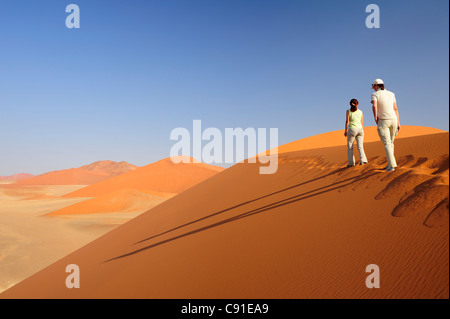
[{"xmin": 105, "ymin": 167, "xmax": 381, "ymax": 263}]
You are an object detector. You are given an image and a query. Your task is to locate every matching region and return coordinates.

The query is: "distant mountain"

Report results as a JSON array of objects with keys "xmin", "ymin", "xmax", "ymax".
[{"xmin": 15, "ymin": 161, "xmax": 138, "ymax": 186}]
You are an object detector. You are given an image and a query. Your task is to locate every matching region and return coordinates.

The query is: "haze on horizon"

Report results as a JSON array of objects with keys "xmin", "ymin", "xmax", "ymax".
[{"xmin": 0, "ymin": 0, "xmax": 448, "ymax": 175}]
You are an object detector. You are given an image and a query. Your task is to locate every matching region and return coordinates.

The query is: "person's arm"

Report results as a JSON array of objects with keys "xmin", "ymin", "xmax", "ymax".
[
  {"xmin": 372, "ymin": 100, "xmax": 378, "ymax": 124},
  {"xmin": 344, "ymin": 110, "xmax": 349, "ymax": 137},
  {"xmin": 361, "ymin": 113, "xmax": 364, "ymax": 127},
  {"xmin": 394, "ymin": 101, "xmax": 400, "ymax": 131}
]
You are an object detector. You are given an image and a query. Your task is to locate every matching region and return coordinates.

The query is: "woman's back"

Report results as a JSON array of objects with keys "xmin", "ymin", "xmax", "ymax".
[{"xmin": 348, "ymin": 109, "xmax": 363, "ymax": 128}]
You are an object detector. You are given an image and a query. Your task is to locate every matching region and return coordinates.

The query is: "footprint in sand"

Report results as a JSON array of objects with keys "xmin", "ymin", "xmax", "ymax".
[
  {"xmin": 375, "ymin": 170, "xmax": 432, "ymax": 200},
  {"xmin": 371, "ymin": 154, "xmax": 449, "ymax": 227},
  {"xmin": 424, "ymin": 198, "xmax": 449, "ymax": 228},
  {"xmin": 427, "ymin": 154, "xmax": 449, "ymax": 175},
  {"xmin": 391, "ymin": 176, "xmax": 449, "ymax": 225}
]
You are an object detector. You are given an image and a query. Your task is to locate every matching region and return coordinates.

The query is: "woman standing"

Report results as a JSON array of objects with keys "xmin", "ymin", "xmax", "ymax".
[{"xmin": 344, "ymin": 99, "xmax": 368, "ymax": 167}]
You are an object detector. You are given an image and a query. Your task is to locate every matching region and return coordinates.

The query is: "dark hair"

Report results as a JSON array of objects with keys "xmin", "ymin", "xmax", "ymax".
[
  {"xmin": 378, "ymin": 84, "xmax": 385, "ymax": 90},
  {"xmin": 350, "ymin": 99, "xmax": 359, "ymax": 112}
]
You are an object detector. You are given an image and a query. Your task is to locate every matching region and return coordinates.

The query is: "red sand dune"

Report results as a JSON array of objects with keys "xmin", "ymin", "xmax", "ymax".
[
  {"xmin": 47, "ymin": 189, "xmax": 175, "ymax": 216},
  {"xmin": 0, "ymin": 173, "xmax": 34, "ymax": 183},
  {"xmin": 1, "ymin": 128, "xmax": 448, "ymax": 299},
  {"xmin": 64, "ymin": 157, "xmax": 225, "ymax": 198},
  {"xmin": 16, "ymin": 161, "xmax": 137, "ymax": 186}
]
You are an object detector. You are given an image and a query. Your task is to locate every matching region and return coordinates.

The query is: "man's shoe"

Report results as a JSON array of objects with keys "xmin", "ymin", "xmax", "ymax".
[{"xmin": 386, "ymin": 167, "xmax": 396, "ymax": 172}]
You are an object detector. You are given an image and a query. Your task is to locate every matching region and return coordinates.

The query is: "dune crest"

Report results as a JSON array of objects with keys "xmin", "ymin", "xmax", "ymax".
[{"xmin": 274, "ymin": 125, "xmax": 445, "ymax": 154}]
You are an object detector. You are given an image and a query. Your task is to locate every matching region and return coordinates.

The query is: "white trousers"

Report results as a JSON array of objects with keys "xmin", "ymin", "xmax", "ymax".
[
  {"xmin": 347, "ymin": 127, "xmax": 368, "ymax": 166},
  {"xmin": 377, "ymin": 118, "xmax": 398, "ymax": 168}
]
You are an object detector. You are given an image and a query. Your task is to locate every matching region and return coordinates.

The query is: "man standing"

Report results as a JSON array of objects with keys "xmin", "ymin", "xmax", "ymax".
[{"xmin": 371, "ymin": 79, "xmax": 401, "ymax": 172}]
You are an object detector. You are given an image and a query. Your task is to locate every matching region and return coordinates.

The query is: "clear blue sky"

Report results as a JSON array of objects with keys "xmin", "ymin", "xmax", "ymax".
[{"xmin": 0, "ymin": 0, "xmax": 448, "ymax": 175}]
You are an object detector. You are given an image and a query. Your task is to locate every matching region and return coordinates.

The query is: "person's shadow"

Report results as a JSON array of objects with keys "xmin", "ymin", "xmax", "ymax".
[{"xmin": 105, "ymin": 166, "xmax": 381, "ymax": 263}]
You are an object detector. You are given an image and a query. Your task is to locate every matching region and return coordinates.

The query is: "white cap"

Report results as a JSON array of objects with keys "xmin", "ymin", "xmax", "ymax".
[{"xmin": 372, "ymin": 79, "xmax": 384, "ymax": 86}]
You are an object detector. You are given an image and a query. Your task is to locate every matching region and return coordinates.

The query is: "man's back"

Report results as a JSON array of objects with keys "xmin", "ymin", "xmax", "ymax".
[{"xmin": 371, "ymin": 89, "xmax": 397, "ymax": 120}]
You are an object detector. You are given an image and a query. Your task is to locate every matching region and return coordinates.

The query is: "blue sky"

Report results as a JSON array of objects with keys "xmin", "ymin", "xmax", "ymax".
[{"xmin": 0, "ymin": 0, "xmax": 448, "ymax": 175}]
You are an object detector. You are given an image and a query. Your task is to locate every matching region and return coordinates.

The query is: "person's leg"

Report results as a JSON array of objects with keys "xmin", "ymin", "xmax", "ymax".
[
  {"xmin": 347, "ymin": 128, "xmax": 356, "ymax": 166},
  {"xmin": 377, "ymin": 120, "xmax": 395, "ymax": 168},
  {"xmin": 388, "ymin": 119, "xmax": 398, "ymax": 168},
  {"xmin": 355, "ymin": 128, "xmax": 368, "ymax": 164}
]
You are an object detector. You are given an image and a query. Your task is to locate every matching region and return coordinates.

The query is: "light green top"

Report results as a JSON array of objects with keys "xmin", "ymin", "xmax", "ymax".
[{"xmin": 348, "ymin": 109, "xmax": 363, "ymax": 128}]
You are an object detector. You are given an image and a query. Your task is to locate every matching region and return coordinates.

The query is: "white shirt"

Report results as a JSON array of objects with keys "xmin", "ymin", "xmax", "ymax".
[{"xmin": 371, "ymin": 89, "xmax": 397, "ymax": 120}]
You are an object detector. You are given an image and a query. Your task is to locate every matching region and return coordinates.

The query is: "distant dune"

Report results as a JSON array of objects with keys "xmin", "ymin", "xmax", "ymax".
[
  {"xmin": 16, "ymin": 161, "xmax": 137, "ymax": 186},
  {"xmin": 0, "ymin": 173, "xmax": 34, "ymax": 184},
  {"xmin": 47, "ymin": 189, "xmax": 175, "ymax": 216},
  {"xmin": 1, "ymin": 127, "xmax": 448, "ymax": 299},
  {"xmin": 64, "ymin": 157, "xmax": 225, "ymax": 198}
]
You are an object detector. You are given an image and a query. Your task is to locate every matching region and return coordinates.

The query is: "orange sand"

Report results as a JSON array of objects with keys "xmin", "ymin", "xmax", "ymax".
[{"xmin": 1, "ymin": 128, "xmax": 448, "ymax": 299}]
